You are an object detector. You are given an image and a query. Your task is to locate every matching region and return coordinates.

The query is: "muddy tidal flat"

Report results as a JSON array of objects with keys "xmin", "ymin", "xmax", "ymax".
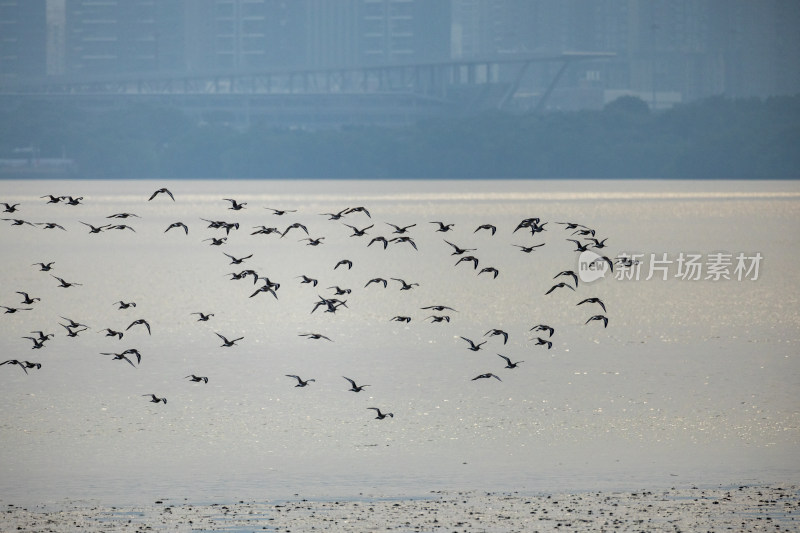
[{"xmin": 2, "ymin": 484, "xmax": 798, "ymax": 532}]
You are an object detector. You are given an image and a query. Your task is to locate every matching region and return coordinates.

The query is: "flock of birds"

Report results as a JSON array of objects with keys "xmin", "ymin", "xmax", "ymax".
[{"xmin": 2, "ymin": 189, "xmax": 616, "ymax": 421}]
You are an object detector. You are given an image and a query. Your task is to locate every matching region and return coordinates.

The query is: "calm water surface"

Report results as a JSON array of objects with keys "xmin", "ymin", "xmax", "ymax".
[{"xmin": 1, "ymin": 180, "xmax": 798, "ymax": 506}]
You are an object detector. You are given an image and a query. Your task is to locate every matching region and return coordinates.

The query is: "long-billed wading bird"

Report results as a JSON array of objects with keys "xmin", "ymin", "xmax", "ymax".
[
  {"xmin": 286, "ymin": 375, "xmax": 315, "ymax": 387},
  {"xmin": 215, "ymin": 332, "xmax": 243, "ymax": 347},
  {"xmin": 143, "ymin": 394, "xmax": 167, "ymax": 404},
  {"xmin": 368, "ymin": 407, "xmax": 393, "ymax": 419}
]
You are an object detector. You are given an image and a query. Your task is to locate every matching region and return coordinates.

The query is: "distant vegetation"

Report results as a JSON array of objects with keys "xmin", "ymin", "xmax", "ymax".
[{"xmin": 1, "ymin": 93, "xmax": 798, "ymax": 179}]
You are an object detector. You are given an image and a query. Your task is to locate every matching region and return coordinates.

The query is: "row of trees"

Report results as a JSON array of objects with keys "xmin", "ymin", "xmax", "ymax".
[{"xmin": 1, "ymin": 93, "xmax": 798, "ymax": 179}]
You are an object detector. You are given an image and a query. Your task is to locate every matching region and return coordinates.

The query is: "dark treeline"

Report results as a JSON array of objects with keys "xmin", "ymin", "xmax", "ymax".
[{"xmin": 1, "ymin": 93, "xmax": 798, "ymax": 179}]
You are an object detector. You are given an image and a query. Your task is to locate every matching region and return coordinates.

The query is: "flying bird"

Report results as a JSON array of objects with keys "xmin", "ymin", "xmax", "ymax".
[
  {"xmin": 334, "ymin": 259, "xmax": 353, "ymax": 270},
  {"xmin": 386, "ymin": 222, "xmax": 415, "ymax": 234},
  {"xmin": 32, "ymin": 262, "xmax": 55, "ymax": 271},
  {"xmin": 554, "ymin": 270, "xmax": 579, "ymax": 287},
  {"xmin": 430, "ymin": 221, "xmax": 454, "ymax": 232},
  {"xmin": 585, "ymin": 315, "xmax": 609, "ymax": 328},
  {"xmin": 343, "ymin": 376, "xmax": 370, "ymax": 392},
  {"xmin": 143, "ymin": 394, "xmax": 167, "ymax": 404},
  {"xmin": 498, "ymin": 354, "xmax": 523, "ymax": 369},
  {"xmin": 444, "ymin": 240, "xmax": 476, "ymax": 256},
  {"xmin": 185, "ymin": 375, "xmax": 209, "ymax": 383},
  {"xmin": 297, "ymin": 275, "xmax": 318, "ymax": 287},
  {"xmin": 16, "ymin": 291, "xmax": 40, "ymax": 305},
  {"xmin": 479, "ymin": 267, "xmax": 499, "ymax": 278},
  {"xmin": 223, "ymin": 198, "xmax": 247, "ymax": 210},
  {"xmin": 544, "ymin": 282, "xmax": 574, "ymax": 295},
  {"xmin": 99, "ymin": 328, "xmax": 123, "ymax": 339},
  {"xmin": 1, "ymin": 305, "xmax": 33, "ymax": 314},
  {"xmin": 191, "ymin": 312, "xmax": 214, "ymax": 321},
  {"xmin": 286, "ymin": 374, "xmax": 315, "ymax": 387},
  {"xmin": 299, "ymin": 332, "xmax": 332, "ymax": 341},
  {"xmin": 484, "ymin": 329, "xmax": 509, "ymax": 344},
  {"xmin": 165, "ymin": 222, "xmax": 188, "ymax": 234},
  {"xmin": 532, "ymin": 337, "xmax": 553, "ymax": 349},
  {"xmin": 264, "ymin": 207, "xmax": 297, "ymax": 216},
  {"xmin": 577, "ymin": 298, "xmax": 607, "ymax": 313},
  {"xmin": 148, "ymin": 188, "xmax": 174, "ymax": 201},
  {"xmin": 367, "ymin": 407, "xmax": 394, "ymax": 419},
  {"xmin": 530, "ymin": 324, "xmax": 555, "ymax": 337},
  {"xmin": 472, "ymin": 373, "xmax": 501, "ymax": 381},
  {"xmin": 474, "ymin": 224, "xmax": 497, "ymax": 235},
  {"xmin": 365, "ymin": 277, "xmax": 388, "ymax": 288},
  {"xmin": 113, "ymin": 301, "xmax": 136, "ymax": 309},
  {"xmin": 455, "ymin": 256, "xmax": 479, "ymax": 269},
  {"xmin": 215, "ymin": 332, "xmax": 243, "ymax": 347},
  {"xmin": 460, "ymin": 336, "xmax": 487, "ymax": 351},
  {"xmin": 126, "ymin": 319, "xmax": 151, "ymax": 335}
]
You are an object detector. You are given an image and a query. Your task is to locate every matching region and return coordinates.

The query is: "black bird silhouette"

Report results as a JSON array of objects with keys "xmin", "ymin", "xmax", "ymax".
[
  {"xmin": 215, "ymin": 332, "xmax": 243, "ymax": 347},
  {"xmin": 585, "ymin": 315, "xmax": 609, "ymax": 328},
  {"xmin": 33, "ymin": 262, "xmax": 55, "ymax": 271},
  {"xmin": 334, "ymin": 259, "xmax": 353, "ymax": 270},
  {"xmin": 264, "ymin": 207, "xmax": 297, "ymax": 215},
  {"xmin": 498, "ymin": 354, "xmax": 523, "ymax": 369},
  {"xmin": 121, "ymin": 349, "xmax": 142, "ymax": 364},
  {"xmin": 530, "ymin": 324, "xmax": 555, "ymax": 337},
  {"xmin": 30, "ymin": 331, "xmax": 54, "ymax": 342},
  {"xmin": 443, "ymin": 240, "xmax": 476, "ymax": 256},
  {"xmin": 455, "ymin": 256, "xmax": 479, "ymax": 269},
  {"xmin": 41, "ymin": 195, "xmax": 62, "ymax": 204},
  {"xmin": 2, "ymin": 202, "xmax": 20, "ymax": 212},
  {"xmin": 474, "ymin": 224, "xmax": 497, "ymax": 235},
  {"xmin": 365, "ymin": 278, "xmax": 388, "ymax": 288},
  {"xmin": 389, "ymin": 236, "xmax": 418, "ymax": 250},
  {"xmin": 249, "ymin": 285, "xmax": 278, "ymax": 299},
  {"xmin": 185, "ymin": 374, "xmax": 209, "ymax": 383},
  {"xmin": 126, "ymin": 319, "xmax": 151, "ymax": 335},
  {"xmin": 344, "ymin": 223, "xmax": 373, "ymax": 237},
  {"xmin": 460, "ymin": 336, "xmax": 487, "ymax": 351},
  {"xmin": 567, "ymin": 239, "xmax": 591, "ymax": 252},
  {"xmin": 479, "ymin": 267, "xmax": 499, "ymax": 278},
  {"xmin": 36, "ymin": 222, "xmax": 66, "ymax": 230},
  {"xmin": 22, "ymin": 336, "xmax": 47, "ymax": 349},
  {"xmin": 484, "ymin": 329, "xmax": 509, "ymax": 344},
  {"xmin": 368, "ymin": 236, "xmax": 389, "ymax": 249},
  {"xmin": 203, "ymin": 236, "xmax": 227, "ymax": 246},
  {"xmin": 368, "ymin": 407, "xmax": 393, "ymax": 419},
  {"xmin": 544, "ymin": 282, "xmax": 574, "ymax": 295},
  {"xmin": 345, "ymin": 206, "xmax": 371, "ymax": 218},
  {"xmin": 386, "ymin": 222, "xmax": 415, "ymax": 234},
  {"xmin": 554, "ymin": 270, "xmax": 579, "ymax": 287},
  {"xmin": 426, "ymin": 315, "xmax": 450, "ymax": 323},
  {"xmin": 102, "ymin": 352, "xmax": 136, "ymax": 367},
  {"xmin": 299, "ymin": 332, "xmax": 332, "ymax": 341},
  {"xmin": 532, "ymin": 337, "xmax": 553, "ymax": 349},
  {"xmin": 320, "ymin": 208, "xmax": 349, "ymax": 220},
  {"xmin": 148, "ymin": 188, "xmax": 174, "ymax": 201},
  {"xmin": 391, "ymin": 278, "xmax": 419, "ymax": 290},
  {"xmin": 421, "ymin": 305, "xmax": 457, "ymax": 312},
  {"xmin": 1, "ymin": 359, "xmax": 40, "ymax": 374},
  {"xmin": 2, "ymin": 218, "xmax": 35, "ymax": 226},
  {"xmin": 513, "ymin": 217, "xmax": 540, "ymax": 233},
  {"xmin": 79, "ymin": 221, "xmax": 108, "ymax": 233},
  {"xmin": 61, "ymin": 324, "xmax": 87, "ymax": 337},
  {"xmin": 472, "ymin": 373, "xmax": 501, "ymax": 381},
  {"xmin": 586, "ymin": 237, "xmax": 608, "ymax": 248},
  {"xmin": 327, "ymin": 286, "xmax": 351, "ymax": 296},
  {"xmin": 143, "ymin": 394, "xmax": 167, "ymax": 404},
  {"xmin": 390, "ymin": 316, "xmax": 412, "ymax": 323},
  {"xmin": 107, "ymin": 212, "xmax": 140, "ymax": 219},
  {"xmin": 301, "ymin": 236, "xmax": 325, "ymax": 246},
  {"xmin": 343, "ymin": 376, "xmax": 370, "ymax": 392},
  {"xmin": 572, "ymin": 228, "xmax": 596, "ymax": 237},
  {"xmin": 52, "ymin": 275, "xmax": 82, "ymax": 288},
  {"xmin": 1, "ymin": 305, "xmax": 33, "ymax": 314},
  {"xmin": 251, "ymin": 225, "xmax": 281, "ymax": 236},
  {"xmin": 63, "ymin": 196, "xmax": 83, "ymax": 205},
  {"xmin": 100, "ymin": 328, "xmax": 124, "ymax": 339},
  {"xmin": 191, "ymin": 312, "xmax": 214, "ymax": 321},
  {"xmin": 165, "ymin": 222, "xmax": 189, "ymax": 234},
  {"xmin": 113, "ymin": 301, "xmax": 136, "ymax": 309},
  {"xmin": 281, "ymin": 222, "xmax": 309, "ymax": 237},
  {"xmin": 577, "ymin": 298, "xmax": 607, "ymax": 313},
  {"xmin": 297, "ymin": 275, "xmax": 318, "ymax": 287},
  {"xmin": 17, "ymin": 291, "xmax": 40, "ymax": 304},
  {"xmin": 61, "ymin": 316, "xmax": 88, "ymax": 329},
  {"xmin": 224, "ymin": 252, "xmax": 253, "ymax": 265},
  {"xmin": 513, "ymin": 243, "xmax": 545, "ymax": 253},
  {"xmin": 286, "ymin": 374, "xmax": 315, "ymax": 387},
  {"xmin": 223, "ymin": 198, "xmax": 247, "ymax": 210},
  {"xmin": 106, "ymin": 224, "xmax": 135, "ymax": 232},
  {"xmin": 430, "ymin": 221, "xmax": 454, "ymax": 232}
]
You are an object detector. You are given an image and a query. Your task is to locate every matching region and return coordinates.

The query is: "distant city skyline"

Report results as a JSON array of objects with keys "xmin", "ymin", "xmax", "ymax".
[{"xmin": 1, "ymin": 0, "xmax": 799, "ymax": 111}]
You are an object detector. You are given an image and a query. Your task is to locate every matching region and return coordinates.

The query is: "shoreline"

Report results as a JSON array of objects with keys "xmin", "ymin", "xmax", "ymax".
[{"xmin": 2, "ymin": 483, "xmax": 797, "ymax": 532}]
